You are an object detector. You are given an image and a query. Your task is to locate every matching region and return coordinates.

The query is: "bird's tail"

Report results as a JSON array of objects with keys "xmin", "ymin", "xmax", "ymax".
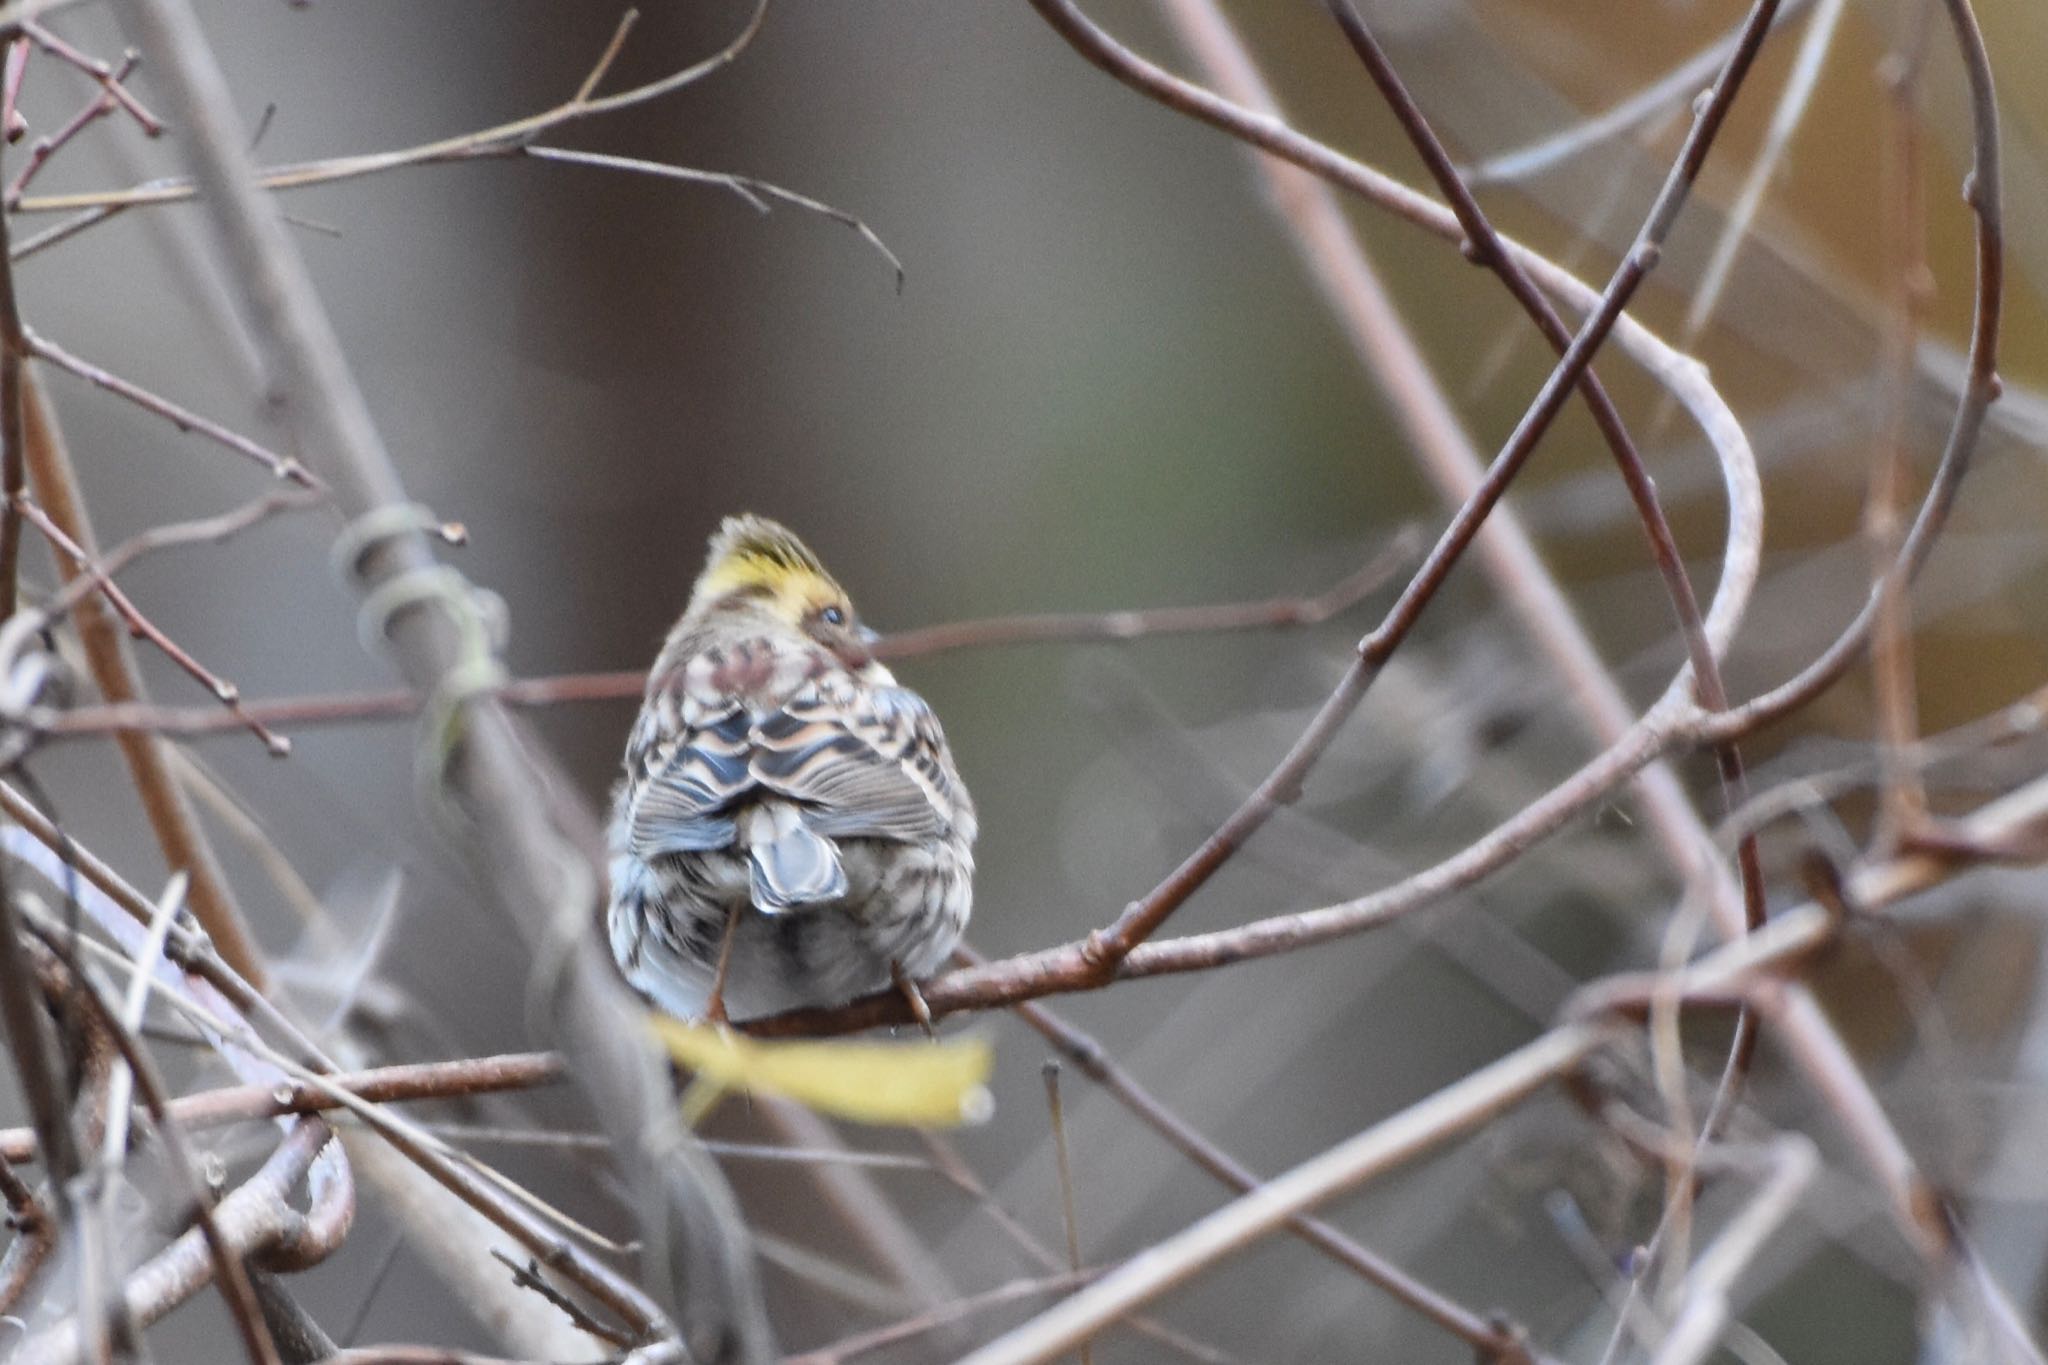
[{"xmin": 742, "ymin": 801, "xmax": 847, "ymax": 912}]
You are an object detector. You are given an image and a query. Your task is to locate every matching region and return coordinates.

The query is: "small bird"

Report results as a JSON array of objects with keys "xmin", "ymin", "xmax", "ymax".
[{"xmin": 607, "ymin": 514, "xmax": 976, "ymax": 1024}]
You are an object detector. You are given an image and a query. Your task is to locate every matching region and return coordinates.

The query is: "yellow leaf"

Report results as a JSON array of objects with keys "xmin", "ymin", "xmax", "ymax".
[{"xmin": 650, "ymin": 1016, "xmax": 995, "ymax": 1128}]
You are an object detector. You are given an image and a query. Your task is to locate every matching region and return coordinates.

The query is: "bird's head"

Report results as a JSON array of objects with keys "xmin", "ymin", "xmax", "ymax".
[{"xmin": 686, "ymin": 514, "xmax": 876, "ymax": 662}]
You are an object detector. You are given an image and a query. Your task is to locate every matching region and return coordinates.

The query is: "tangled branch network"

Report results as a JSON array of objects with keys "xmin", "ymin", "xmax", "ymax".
[{"xmin": 0, "ymin": 1, "xmax": 2038, "ymax": 1364}]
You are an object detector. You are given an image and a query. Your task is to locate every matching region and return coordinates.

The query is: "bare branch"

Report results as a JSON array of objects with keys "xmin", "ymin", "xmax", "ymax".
[
  {"xmin": 18, "ymin": 374, "xmax": 267, "ymax": 981},
  {"xmin": 104, "ymin": 0, "xmax": 773, "ymax": 1356}
]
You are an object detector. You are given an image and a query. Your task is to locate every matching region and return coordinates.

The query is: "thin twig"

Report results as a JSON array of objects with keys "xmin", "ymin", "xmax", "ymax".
[
  {"xmin": 1, "ymin": 37, "xmax": 27, "ymax": 142},
  {"xmin": 995, "ymin": 966, "xmax": 1544, "ymax": 1365},
  {"xmin": 520, "ymin": 146, "xmax": 904, "ymax": 291},
  {"xmin": 88, "ymin": 870, "xmax": 187, "ymax": 1354},
  {"xmin": 1319, "ymin": 4, "xmax": 1772, "ymax": 1206},
  {"xmin": 0, "ymin": 1051, "xmax": 565, "ymax": 1163},
  {"xmin": 1701, "ymin": 0, "xmax": 2003, "ymax": 741},
  {"xmin": 17, "ymin": 372, "xmax": 267, "ymax": 982},
  {"xmin": 1028, "ymin": 0, "xmax": 1772, "ymax": 976},
  {"xmin": 1679, "ymin": 0, "xmax": 1850, "ymax": 341},
  {"xmin": 957, "ymin": 1024, "xmax": 1613, "ymax": 1365},
  {"xmin": 1649, "ymin": 1139, "xmax": 1818, "ymax": 1365},
  {"xmin": 27, "ymin": 327, "xmax": 319, "ymax": 485},
  {"xmin": 13, "ymin": 923, "xmax": 283, "ymax": 1365},
  {"xmin": 487, "ymin": 1250, "xmax": 630, "ymax": 1350},
  {"xmin": 1868, "ymin": 1, "xmax": 1938, "ymax": 849},
  {"xmin": 7, "ymin": 50, "xmax": 142, "ymax": 206},
  {"xmin": 782, "ymin": 1269, "xmax": 1104, "ymax": 1365},
  {"xmin": 1459, "ymin": 0, "xmax": 1818, "ymax": 185},
  {"xmin": 16, "ymin": 494, "xmax": 291, "ymax": 752},
  {"xmin": 33, "ymin": 538, "xmax": 1418, "ymax": 740},
  {"xmin": 13, "ymin": 2, "xmax": 898, "ymax": 284},
  {"xmin": 1039, "ymin": 1062, "xmax": 1090, "ymax": 1365},
  {"xmin": 0, "ymin": 130, "xmax": 26, "ymax": 621},
  {"xmin": 19, "ymin": 20, "xmax": 161, "ymax": 133}
]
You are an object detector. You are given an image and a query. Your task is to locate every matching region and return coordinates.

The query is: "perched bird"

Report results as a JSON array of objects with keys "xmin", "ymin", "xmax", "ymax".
[{"xmin": 606, "ymin": 514, "xmax": 976, "ymax": 1023}]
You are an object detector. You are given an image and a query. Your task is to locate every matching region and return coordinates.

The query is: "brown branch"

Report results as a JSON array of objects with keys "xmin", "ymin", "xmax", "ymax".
[
  {"xmin": 963, "ymin": 828, "xmax": 2045, "ymax": 1365},
  {"xmin": 1031, "ymin": 0, "xmax": 1778, "ymax": 972},
  {"xmin": 0, "ymin": 1142, "xmax": 37, "ymax": 1215},
  {"xmin": 0, "ymin": 131, "xmax": 26, "ymax": 622},
  {"xmin": 18, "ymin": 373, "xmax": 267, "ymax": 982},
  {"xmin": 1317, "ymin": 0, "xmax": 1766, "ymax": 927},
  {"xmin": 783, "ymin": 1268, "xmax": 1104, "ymax": 1365},
  {"xmin": 1037, "ymin": 1062, "xmax": 1089, "ymax": 1365},
  {"xmin": 0, "ymin": 4, "xmax": 98, "ymax": 37},
  {"xmin": 17, "ymin": 493, "xmax": 291, "ymax": 752},
  {"xmin": 0, "ymin": 839, "xmax": 81, "ymax": 1210},
  {"xmin": 1319, "ymin": 0, "xmax": 1775, "ymax": 1295},
  {"xmin": 0, "ymin": 1051, "xmax": 565, "ymax": 1163},
  {"xmin": 0, "ymin": 983, "xmax": 114, "ymax": 1321},
  {"xmin": 912, "ymin": 1133, "xmax": 1237, "ymax": 1365},
  {"xmin": 13, "ymin": 924, "xmax": 283, "ymax": 1365},
  {"xmin": 1, "ymin": 37, "xmax": 26, "ymax": 142},
  {"xmin": 519, "ymin": 145, "xmax": 904, "ymax": 291},
  {"xmin": 18, "ymin": 20, "xmax": 160, "ymax": 133},
  {"xmin": 7, "ymin": 50, "xmax": 139, "ymax": 206},
  {"xmin": 1699, "ymin": 0, "xmax": 2003, "ymax": 742},
  {"xmin": 38, "ymin": 2, "xmax": 767, "ymax": 215},
  {"xmin": 13, "ymin": 1120, "xmax": 335, "ymax": 1365},
  {"xmin": 0, "ymin": 927, "xmax": 67, "ymax": 1325},
  {"xmin": 27, "ymin": 328, "xmax": 320, "ymax": 485},
  {"xmin": 0, "ymin": 777, "xmax": 663, "ymax": 1349},
  {"xmin": 959, "ymin": 1023, "xmax": 1615, "ymax": 1365},
  {"xmin": 0, "ymin": 1200, "xmax": 55, "ymax": 1316},
  {"xmin": 881, "ymin": 528, "xmax": 1417, "ymax": 654},
  {"xmin": 997, "ymin": 965, "xmax": 1545, "ymax": 1365},
  {"xmin": 12, "ymin": 1, "xmax": 899, "ymax": 285},
  {"xmin": 31, "ymin": 539, "xmax": 1419, "ymax": 740},
  {"xmin": 70, "ymin": 485, "xmax": 320, "ymax": 597},
  {"xmin": 1868, "ymin": 4, "xmax": 1937, "ymax": 850},
  {"xmin": 487, "ymin": 1250, "xmax": 630, "ymax": 1349},
  {"xmin": 0, "ymin": 1140, "xmax": 52, "ymax": 1319},
  {"xmin": 749, "ymin": 732, "xmax": 2048, "ymax": 1037}
]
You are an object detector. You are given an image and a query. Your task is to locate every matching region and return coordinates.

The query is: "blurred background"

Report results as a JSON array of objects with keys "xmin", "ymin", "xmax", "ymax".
[{"xmin": 5, "ymin": 0, "xmax": 2048, "ymax": 1359}]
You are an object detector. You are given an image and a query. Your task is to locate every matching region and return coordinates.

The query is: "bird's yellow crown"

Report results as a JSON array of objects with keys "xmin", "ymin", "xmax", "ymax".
[{"xmin": 690, "ymin": 514, "xmax": 851, "ymax": 624}]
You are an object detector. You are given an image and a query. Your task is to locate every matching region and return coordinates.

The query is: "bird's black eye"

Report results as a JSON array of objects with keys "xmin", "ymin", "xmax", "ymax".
[{"xmin": 821, "ymin": 605, "xmax": 846, "ymax": 627}]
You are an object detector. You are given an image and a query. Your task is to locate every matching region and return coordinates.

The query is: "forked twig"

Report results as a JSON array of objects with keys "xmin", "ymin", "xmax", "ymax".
[{"xmin": 15, "ymin": 2, "xmax": 901, "ymax": 286}]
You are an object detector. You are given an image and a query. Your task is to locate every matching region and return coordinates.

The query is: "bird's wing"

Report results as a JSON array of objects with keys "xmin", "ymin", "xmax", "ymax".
[
  {"xmin": 623, "ymin": 703, "xmax": 750, "ymax": 859},
  {"xmin": 626, "ymin": 664, "xmax": 971, "ymax": 858},
  {"xmin": 753, "ymin": 680, "xmax": 972, "ymax": 844}
]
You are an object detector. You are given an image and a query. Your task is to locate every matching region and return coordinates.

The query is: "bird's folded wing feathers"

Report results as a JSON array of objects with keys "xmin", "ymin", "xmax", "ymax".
[
  {"xmin": 627, "ymin": 680, "xmax": 969, "ymax": 859},
  {"xmin": 625, "ymin": 705, "xmax": 749, "ymax": 857},
  {"xmin": 754, "ymin": 685, "xmax": 967, "ymax": 842}
]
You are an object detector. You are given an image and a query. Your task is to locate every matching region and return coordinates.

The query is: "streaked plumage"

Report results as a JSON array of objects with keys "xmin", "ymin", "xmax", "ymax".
[{"xmin": 607, "ymin": 515, "xmax": 976, "ymax": 1021}]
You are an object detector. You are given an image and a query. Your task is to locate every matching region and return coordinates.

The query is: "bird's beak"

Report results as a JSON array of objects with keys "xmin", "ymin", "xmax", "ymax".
[{"xmin": 856, "ymin": 624, "xmax": 882, "ymax": 645}]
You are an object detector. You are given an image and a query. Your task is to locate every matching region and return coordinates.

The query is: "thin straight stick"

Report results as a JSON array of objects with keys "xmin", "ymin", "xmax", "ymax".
[
  {"xmin": 19, "ymin": 375, "xmax": 265, "ymax": 983},
  {"xmin": 1040, "ymin": 1063, "xmax": 1091, "ymax": 1365}
]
